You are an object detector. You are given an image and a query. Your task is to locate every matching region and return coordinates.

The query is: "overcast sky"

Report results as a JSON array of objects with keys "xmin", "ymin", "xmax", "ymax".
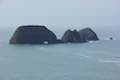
[
  {"xmin": 0, "ymin": 0, "xmax": 120, "ymax": 30},
  {"xmin": 0, "ymin": 0, "xmax": 120, "ymax": 39}
]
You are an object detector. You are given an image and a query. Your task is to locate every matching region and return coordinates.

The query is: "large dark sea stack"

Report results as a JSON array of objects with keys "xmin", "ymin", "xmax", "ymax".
[
  {"xmin": 62, "ymin": 27, "xmax": 99, "ymax": 43},
  {"xmin": 10, "ymin": 25, "xmax": 59, "ymax": 44}
]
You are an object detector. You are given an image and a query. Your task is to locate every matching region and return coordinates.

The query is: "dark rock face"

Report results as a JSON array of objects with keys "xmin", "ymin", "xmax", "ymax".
[
  {"xmin": 78, "ymin": 28, "xmax": 99, "ymax": 42},
  {"xmin": 10, "ymin": 26, "xmax": 99, "ymax": 44},
  {"xmin": 62, "ymin": 29, "xmax": 81, "ymax": 43},
  {"xmin": 10, "ymin": 25, "xmax": 60, "ymax": 44},
  {"xmin": 62, "ymin": 27, "xmax": 99, "ymax": 43}
]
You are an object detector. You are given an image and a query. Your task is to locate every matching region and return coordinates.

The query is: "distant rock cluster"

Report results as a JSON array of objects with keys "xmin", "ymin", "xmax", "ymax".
[
  {"xmin": 9, "ymin": 25, "xmax": 99, "ymax": 44},
  {"xmin": 62, "ymin": 28, "xmax": 99, "ymax": 43}
]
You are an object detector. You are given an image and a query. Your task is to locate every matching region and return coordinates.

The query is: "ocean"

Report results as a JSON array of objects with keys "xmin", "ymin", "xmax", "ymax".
[{"xmin": 0, "ymin": 29, "xmax": 120, "ymax": 80}]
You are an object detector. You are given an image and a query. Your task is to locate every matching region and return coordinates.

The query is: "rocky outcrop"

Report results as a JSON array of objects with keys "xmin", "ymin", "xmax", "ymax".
[
  {"xmin": 62, "ymin": 29, "xmax": 81, "ymax": 43},
  {"xmin": 10, "ymin": 25, "xmax": 99, "ymax": 44},
  {"xmin": 10, "ymin": 25, "xmax": 61, "ymax": 44},
  {"xmin": 62, "ymin": 27, "xmax": 99, "ymax": 43},
  {"xmin": 78, "ymin": 28, "xmax": 99, "ymax": 42}
]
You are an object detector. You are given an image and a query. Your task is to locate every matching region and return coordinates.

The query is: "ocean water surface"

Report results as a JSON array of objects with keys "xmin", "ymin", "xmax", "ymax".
[{"xmin": 0, "ymin": 29, "xmax": 120, "ymax": 80}]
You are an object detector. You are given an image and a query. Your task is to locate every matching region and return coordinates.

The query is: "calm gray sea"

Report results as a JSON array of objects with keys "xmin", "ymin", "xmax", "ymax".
[{"xmin": 0, "ymin": 29, "xmax": 120, "ymax": 80}]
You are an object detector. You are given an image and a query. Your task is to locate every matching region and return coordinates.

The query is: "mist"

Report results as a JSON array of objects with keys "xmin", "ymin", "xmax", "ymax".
[{"xmin": 0, "ymin": 0, "xmax": 120, "ymax": 39}]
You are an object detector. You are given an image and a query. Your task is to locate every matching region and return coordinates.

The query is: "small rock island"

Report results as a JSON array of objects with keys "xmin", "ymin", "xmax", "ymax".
[
  {"xmin": 10, "ymin": 25, "xmax": 99, "ymax": 44},
  {"xmin": 62, "ymin": 28, "xmax": 99, "ymax": 43}
]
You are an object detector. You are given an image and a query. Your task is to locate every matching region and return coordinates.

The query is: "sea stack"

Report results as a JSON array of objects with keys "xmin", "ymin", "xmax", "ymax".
[
  {"xmin": 10, "ymin": 25, "xmax": 99, "ymax": 44},
  {"xmin": 61, "ymin": 29, "xmax": 82, "ymax": 43},
  {"xmin": 10, "ymin": 25, "xmax": 61, "ymax": 44},
  {"xmin": 78, "ymin": 27, "xmax": 99, "ymax": 42},
  {"xmin": 62, "ymin": 27, "xmax": 99, "ymax": 43}
]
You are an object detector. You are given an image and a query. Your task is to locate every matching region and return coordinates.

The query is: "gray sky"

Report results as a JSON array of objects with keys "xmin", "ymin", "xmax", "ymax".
[
  {"xmin": 0, "ymin": 0, "xmax": 120, "ymax": 30},
  {"xmin": 0, "ymin": 0, "xmax": 120, "ymax": 39}
]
